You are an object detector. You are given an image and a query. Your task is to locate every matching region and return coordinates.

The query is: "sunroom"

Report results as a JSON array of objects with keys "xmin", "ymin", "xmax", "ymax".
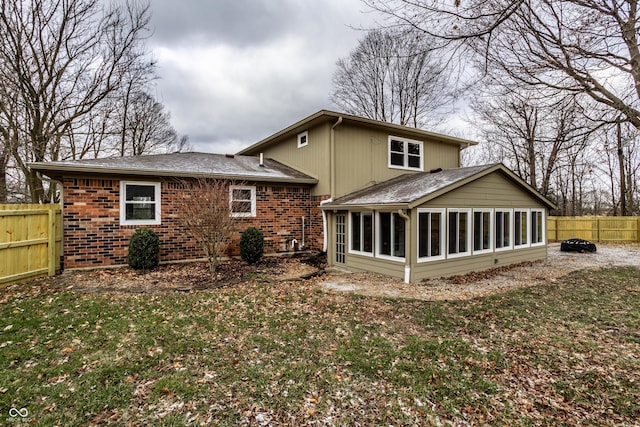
[{"xmin": 321, "ymin": 164, "xmax": 557, "ymax": 283}]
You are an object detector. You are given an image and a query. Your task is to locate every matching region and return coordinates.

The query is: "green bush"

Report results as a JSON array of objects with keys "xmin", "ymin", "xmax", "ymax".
[
  {"xmin": 127, "ymin": 228, "xmax": 160, "ymax": 270},
  {"xmin": 240, "ymin": 227, "xmax": 264, "ymax": 264}
]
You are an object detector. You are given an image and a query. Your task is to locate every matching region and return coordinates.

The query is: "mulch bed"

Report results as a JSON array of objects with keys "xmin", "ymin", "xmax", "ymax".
[{"xmin": 43, "ymin": 253, "xmax": 325, "ymax": 294}]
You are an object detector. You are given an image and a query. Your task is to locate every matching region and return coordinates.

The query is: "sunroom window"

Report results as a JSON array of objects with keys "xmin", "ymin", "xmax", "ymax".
[
  {"xmin": 531, "ymin": 209, "xmax": 545, "ymax": 245},
  {"xmin": 350, "ymin": 212, "xmax": 373, "ymax": 254},
  {"xmin": 495, "ymin": 209, "xmax": 512, "ymax": 250},
  {"xmin": 378, "ymin": 212, "xmax": 405, "ymax": 258},
  {"xmin": 473, "ymin": 209, "xmax": 492, "ymax": 253},
  {"xmin": 418, "ymin": 209, "xmax": 445, "ymax": 260},
  {"xmin": 120, "ymin": 181, "xmax": 161, "ymax": 226},
  {"xmin": 447, "ymin": 209, "xmax": 471, "ymax": 257},
  {"xmin": 514, "ymin": 210, "xmax": 529, "ymax": 247}
]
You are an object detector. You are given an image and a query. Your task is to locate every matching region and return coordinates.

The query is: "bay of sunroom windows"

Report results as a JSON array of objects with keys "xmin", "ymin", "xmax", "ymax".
[{"xmin": 347, "ymin": 207, "xmax": 545, "ymax": 264}]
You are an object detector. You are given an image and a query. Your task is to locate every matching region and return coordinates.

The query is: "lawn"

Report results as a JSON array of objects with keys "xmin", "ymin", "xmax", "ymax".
[{"xmin": 1, "ymin": 266, "xmax": 639, "ymax": 425}]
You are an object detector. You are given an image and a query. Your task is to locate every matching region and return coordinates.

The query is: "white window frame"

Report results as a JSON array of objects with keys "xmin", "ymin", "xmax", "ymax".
[
  {"xmin": 472, "ymin": 208, "xmax": 493, "ymax": 255},
  {"xmin": 297, "ymin": 131, "xmax": 309, "ymax": 148},
  {"xmin": 229, "ymin": 185, "xmax": 256, "ymax": 217},
  {"xmin": 417, "ymin": 208, "xmax": 446, "ymax": 262},
  {"xmin": 514, "ymin": 209, "xmax": 530, "ymax": 248},
  {"xmin": 348, "ymin": 211, "xmax": 374, "ymax": 256},
  {"xmin": 494, "ymin": 209, "xmax": 513, "ymax": 252},
  {"xmin": 388, "ymin": 136, "xmax": 423, "ymax": 171},
  {"xmin": 376, "ymin": 211, "xmax": 406, "ymax": 261},
  {"xmin": 530, "ymin": 209, "xmax": 546, "ymax": 246},
  {"xmin": 120, "ymin": 181, "xmax": 161, "ymax": 226},
  {"xmin": 446, "ymin": 208, "xmax": 472, "ymax": 258}
]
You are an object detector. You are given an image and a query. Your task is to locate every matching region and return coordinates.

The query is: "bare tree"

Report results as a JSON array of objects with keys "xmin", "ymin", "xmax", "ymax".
[
  {"xmin": 365, "ymin": 1, "xmax": 640, "ymax": 131},
  {"xmin": 331, "ymin": 28, "xmax": 454, "ymax": 128},
  {"xmin": 472, "ymin": 84, "xmax": 593, "ymax": 199},
  {"xmin": 174, "ymin": 178, "xmax": 237, "ymax": 273},
  {"xmin": 121, "ymin": 91, "xmax": 180, "ymax": 156},
  {"xmin": 0, "ymin": 0, "xmax": 154, "ymax": 202}
]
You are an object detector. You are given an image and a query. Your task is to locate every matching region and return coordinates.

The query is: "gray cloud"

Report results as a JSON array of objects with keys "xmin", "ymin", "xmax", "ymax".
[{"xmin": 147, "ymin": 0, "xmax": 376, "ymax": 153}]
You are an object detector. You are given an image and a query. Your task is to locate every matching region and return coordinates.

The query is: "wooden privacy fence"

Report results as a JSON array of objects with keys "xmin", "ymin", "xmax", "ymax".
[
  {"xmin": 548, "ymin": 216, "xmax": 640, "ymax": 242},
  {"xmin": 0, "ymin": 204, "xmax": 62, "ymax": 285}
]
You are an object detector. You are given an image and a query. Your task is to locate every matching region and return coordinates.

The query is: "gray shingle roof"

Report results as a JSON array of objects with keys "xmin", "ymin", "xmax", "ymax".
[
  {"xmin": 29, "ymin": 152, "xmax": 317, "ymax": 184},
  {"xmin": 322, "ymin": 163, "xmax": 555, "ymax": 209}
]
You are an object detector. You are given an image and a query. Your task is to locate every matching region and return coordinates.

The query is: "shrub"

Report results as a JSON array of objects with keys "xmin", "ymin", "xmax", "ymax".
[
  {"xmin": 127, "ymin": 228, "xmax": 160, "ymax": 270},
  {"xmin": 240, "ymin": 227, "xmax": 264, "ymax": 264}
]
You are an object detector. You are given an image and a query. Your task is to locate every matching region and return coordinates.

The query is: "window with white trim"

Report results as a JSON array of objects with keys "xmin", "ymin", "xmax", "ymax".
[
  {"xmin": 378, "ymin": 212, "xmax": 406, "ymax": 259},
  {"xmin": 120, "ymin": 181, "xmax": 161, "ymax": 225},
  {"xmin": 514, "ymin": 209, "xmax": 529, "ymax": 247},
  {"xmin": 447, "ymin": 209, "xmax": 471, "ymax": 257},
  {"xmin": 495, "ymin": 209, "xmax": 512, "ymax": 250},
  {"xmin": 297, "ymin": 131, "xmax": 308, "ymax": 148},
  {"xmin": 473, "ymin": 209, "xmax": 493, "ymax": 253},
  {"xmin": 388, "ymin": 136, "xmax": 423, "ymax": 170},
  {"xmin": 531, "ymin": 209, "xmax": 545, "ymax": 245},
  {"xmin": 230, "ymin": 185, "xmax": 256, "ymax": 217},
  {"xmin": 417, "ymin": 209, "xmax": 445, "ymax": 261},
  {"xmin": 350, "ymin": 212, "xmax": 373, "ymax": 255}
]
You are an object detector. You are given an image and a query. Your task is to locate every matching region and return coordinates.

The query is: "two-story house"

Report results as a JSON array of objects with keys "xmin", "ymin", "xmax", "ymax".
[{"xmin": 30, "ymin": 110, "xmax": 556, "ymax": 281}]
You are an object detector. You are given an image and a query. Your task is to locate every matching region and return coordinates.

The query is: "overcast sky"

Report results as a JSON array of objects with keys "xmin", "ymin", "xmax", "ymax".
[{"xmin": 147, "ymin": 0, "xmax": 380, "ymax": 154}]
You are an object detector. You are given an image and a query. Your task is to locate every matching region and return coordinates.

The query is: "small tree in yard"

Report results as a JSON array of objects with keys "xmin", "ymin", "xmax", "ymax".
[
  {"xmin": 175, "ymin": 178, "xmax": 237, "ymax": 273},
  {"xmin": 240, "ymin": 227, "xmax": 264, "ymax": 264}
]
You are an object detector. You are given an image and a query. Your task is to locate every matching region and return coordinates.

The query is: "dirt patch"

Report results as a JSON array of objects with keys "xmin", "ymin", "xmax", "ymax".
[{"xmin": 316, "ymin": 243, "xmax": 640, "ymax": 301}]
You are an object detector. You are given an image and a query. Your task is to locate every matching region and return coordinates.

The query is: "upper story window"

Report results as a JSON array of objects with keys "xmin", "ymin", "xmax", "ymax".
[
  {"xmin": 120, "ymin": 181, "xmax": 161, "ymax": 226},
  {"xmin": 230, "ymin": 185, "xmax": 256, "ymax": 217},
  {"xmin": 297, "ymin": 131, "xmax": 308, "ymax": 148},
  {"xmin": 388, "ymin": 136, "xmax": 423, "ymax": 171}
]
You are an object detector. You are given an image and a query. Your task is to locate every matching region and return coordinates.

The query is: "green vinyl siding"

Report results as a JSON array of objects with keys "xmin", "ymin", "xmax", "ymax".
[
  {"xmin": 255, "ymin": 123, "xmax": 332, "ymax": 196},
  {"xmin": 334, "ymin": 124, "xmax": 459, "ymax": 198}
]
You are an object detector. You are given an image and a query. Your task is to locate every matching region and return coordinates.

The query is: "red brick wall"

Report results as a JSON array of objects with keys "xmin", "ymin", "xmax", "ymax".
[{"xmin": 62, "ymin": 177, "xmax": 327, "ymax": 269}]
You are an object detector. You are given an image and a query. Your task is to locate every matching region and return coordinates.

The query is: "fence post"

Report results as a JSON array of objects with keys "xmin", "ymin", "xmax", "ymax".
[{"xmin": 48, "ymin": 207, "xmax": 56, "ymax": 276}]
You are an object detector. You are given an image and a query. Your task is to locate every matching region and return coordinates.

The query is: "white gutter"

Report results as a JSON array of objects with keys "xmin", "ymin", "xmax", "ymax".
[
  {"xmin": 398, "ymin": 209, "xmax": 411, "ymax": 283},
  {"xmin": 330, "ymin": 116, "xmax": 342, "ymax": 199}
]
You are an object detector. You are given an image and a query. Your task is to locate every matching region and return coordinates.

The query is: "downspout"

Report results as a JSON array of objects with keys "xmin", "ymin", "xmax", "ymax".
[
  {"xmin": 330, "ymin": 116, "xmax": 342, "ymax": 199},
  {"xmin": 321, "ymin": 116, "xmax": 342, "ymax": 253},
  {"xmin": 398, "ymin": 208, "xmax": 411, "ymax": 283}
]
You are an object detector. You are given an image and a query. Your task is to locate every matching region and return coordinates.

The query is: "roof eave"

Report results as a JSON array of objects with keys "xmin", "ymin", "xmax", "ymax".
[
  {"xmin": 237, "ymin": 110, "xmax": 479, "ymax": 155},
  {"xmin": 320, "ymin": 202, "xmax": 409, "ymax": 211},
  {"xmin": 28, "ymin": 163, "xmax": 318, "ymax": 185}
]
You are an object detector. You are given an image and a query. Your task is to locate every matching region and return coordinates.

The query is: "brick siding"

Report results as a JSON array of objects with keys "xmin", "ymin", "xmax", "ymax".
[{"xmin": 62, "ymin": 177, "xmax": 327, "ymax": 269}]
